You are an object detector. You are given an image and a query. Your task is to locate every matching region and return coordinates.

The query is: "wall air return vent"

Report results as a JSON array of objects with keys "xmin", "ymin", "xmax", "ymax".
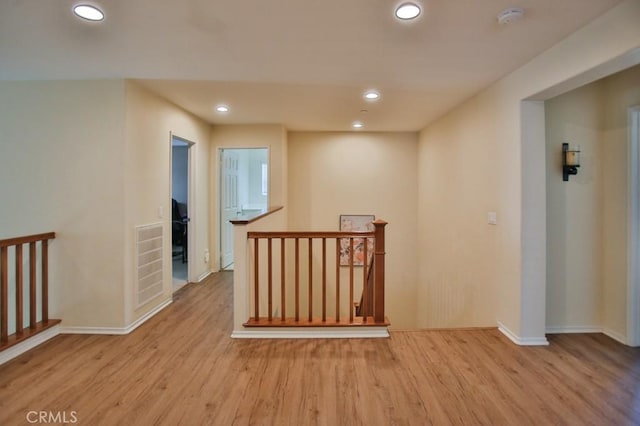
[{"xmin": 135, "ymin": 223, "xmax": 164, "ymax": 308}]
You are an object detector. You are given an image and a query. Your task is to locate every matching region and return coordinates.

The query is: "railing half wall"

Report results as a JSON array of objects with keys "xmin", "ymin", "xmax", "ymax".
[
  {"xmin": 230, "ymin": 208, "xmax": 388, "ymax": 335},
  {"xmin": 0, "ymin": 232, "xmax": 60, "ymax": 351},
  {"xmin": 231, "ymin": 207, "xmax": 287, "ymax": 333}
]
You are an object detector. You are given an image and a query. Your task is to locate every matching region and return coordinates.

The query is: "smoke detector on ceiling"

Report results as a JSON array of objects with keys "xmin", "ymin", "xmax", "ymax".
[{"xmin": 497, "ymin": 7, "xmax": 524, "ymax": 25}]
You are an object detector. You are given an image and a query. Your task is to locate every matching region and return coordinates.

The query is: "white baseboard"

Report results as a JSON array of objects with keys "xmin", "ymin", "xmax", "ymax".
[
  {"xmin": 602, "ymin": 327, "xmax": 628, "ymax": 345},
  {"xmin": 498, "ymin": 322, "xmax": 549, "ymax": 346},
  {"xmin": 546, "ymin": 325, "xmax": 629, "ymax": 345},
  {"xmin": 231, "ymin": 327, "xmax": 390, "ymax": 339},
  {"xmin": 196, "ymin": 270, "xmax": 212, "ymax": 283},
  {"xmin": 0, "ymin": 325, "xmax": 61, "ymax": 366},
  {"xmin": 545, "ymin": 325, "xmax": 602, "ymax": 334},
  {"xmin": 1, "ymin": 297, "xmax": 173, "ymax": 365},
  {"xmin": 60, "ymin": 298, "xmax": 173, "ymax": 335}
]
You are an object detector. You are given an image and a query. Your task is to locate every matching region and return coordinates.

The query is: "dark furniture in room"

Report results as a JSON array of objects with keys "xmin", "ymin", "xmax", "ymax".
[{"xmin": 172, "ymin": 198, "xmax": 188, "ymax": 263}]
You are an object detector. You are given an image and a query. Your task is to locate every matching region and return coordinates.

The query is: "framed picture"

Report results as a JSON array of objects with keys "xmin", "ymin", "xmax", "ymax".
[{"xmin": 339, "ymin": 215, "xmax": 375, "ymax": 266}]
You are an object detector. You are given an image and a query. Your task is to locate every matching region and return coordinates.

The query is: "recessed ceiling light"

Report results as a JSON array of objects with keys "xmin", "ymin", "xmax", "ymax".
[
  {"xmin": 364, "ymin": 90, "xmax": 380, "ymax": 101},
  {"xmin": 72, "ymin": 4, "xmax": 105, "ymax": 21},
  {"xmin": 352, "ymin": 121, "xmax": 364, "ymax": 129},
  {"xmin": 215, "ymin": 105, "xmax": 229, "ymax": 113},
  {"xmin": 395, "ymin": 3, "xmax": 421, "ymax": 20}
]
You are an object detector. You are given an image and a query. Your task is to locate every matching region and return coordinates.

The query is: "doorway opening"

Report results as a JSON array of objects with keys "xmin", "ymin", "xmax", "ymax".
[
  {"xmin": 171, "ymin": 135, "xmax": 193, "ymax": 291},
  {"xmin": 536, "ymin": 63, "xmax": 640, "ymax": 346},
  {"xmin": 219, "ymin": 148, "xmax": 269, "ymax": 270}
]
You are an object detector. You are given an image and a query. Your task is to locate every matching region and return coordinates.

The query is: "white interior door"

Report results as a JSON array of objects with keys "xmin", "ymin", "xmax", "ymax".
[{"xmin": 221, "ymin": 150, "xmax": 239, "ymax": 269}]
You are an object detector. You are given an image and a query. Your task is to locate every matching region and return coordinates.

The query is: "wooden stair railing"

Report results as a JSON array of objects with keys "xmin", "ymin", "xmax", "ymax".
[
  {"xmin": 244, "ymin": 220, "xmax": 388, "ymax": 327},
  {"xmin": 0, "ymin": 232, "xmax": 60, "ymax": 351}
]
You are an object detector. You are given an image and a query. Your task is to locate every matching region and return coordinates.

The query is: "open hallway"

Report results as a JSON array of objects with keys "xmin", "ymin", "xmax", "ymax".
[{"xmin": 1, "ymin": 272, "xmax": 639, "ymax": 425}]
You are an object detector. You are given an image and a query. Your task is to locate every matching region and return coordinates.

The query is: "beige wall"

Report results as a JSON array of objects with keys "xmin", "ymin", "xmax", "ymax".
[
  {"xmin": 0, "ymin": 80, "xmax": 127, "ymax": 328},
  {"xmin": 287, "ymin": 132, "xmax": 418, "ymax": 328},
  {"xmin": 417, "ymin": 96, "xmax": 509, "ymax": 328},
  {"xmin": 418, "ymin": 0, "xmax": 640, "ymax": 339},
  {"xmin": 0, "ymin": 80, "xmax": 212, "ymax": 330},
  {"xmin": 210, "ymin": 124, "xmax": 288, "ymax": 271},
  {"xmin": 124, "ymin": 82, "xmax": 212, "ymax": 325}
]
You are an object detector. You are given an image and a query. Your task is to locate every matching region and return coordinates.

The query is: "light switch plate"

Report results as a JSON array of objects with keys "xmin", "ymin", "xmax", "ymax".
[{"xmin": 488, "ymin": 212, "xmax": 497, "ymax": 225}]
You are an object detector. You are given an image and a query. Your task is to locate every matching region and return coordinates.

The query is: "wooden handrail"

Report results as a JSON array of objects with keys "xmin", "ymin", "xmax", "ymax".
[
  {"xmin": 248, "ymin": 231, "xmax": 374, "ymax": 239},
  {"xmin": 0, "ymin": 232, "xmax": 56, "ymax": 248},
  {"xmin": 245, "ymin": 220, "xmax": 388, "ymax": 327},
  {"xmin": 230, "ymin": 206, "xmax": 284, "ymax": 225},
  {"xmin": 0, "ymin": 232, "xmax": 58, "ymax": 350}
]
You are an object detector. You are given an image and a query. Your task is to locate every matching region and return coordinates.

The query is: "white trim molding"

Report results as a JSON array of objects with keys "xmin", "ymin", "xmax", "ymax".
[
  {"xmin": 627, "ymin": 105, "xmax": 640, "ymax": 347},
  {"xmin": 197, "ymin": 270, "xmax": 212, "ymax": 283},
  {"xmin": 545, "ymin": 325, "xmax": 602, "ymax": 334},
  {"xmin": 0, "ymin": 325, "xmax": 61, "ymax": 366},
  {"xmin": 546, "ymin": 325, "xmax": 628, "ymax": 345},
  {"xmin": 603, "ymin": 327, "xmax": 628, "ymax": 345},
  {"xmin": 0, "ymin": 297, "xmax": 173, "ymax": 365},
  {"xmin": 498, "ymin": 322, "xmax": 549, "ymax": 346},
  {"xmin": 60, "ymin": 298, "xmax": 172, "ymax": 335},
  {"xmin": 231, "ymin": 327, "xmax": 390, "ymax": 339}
]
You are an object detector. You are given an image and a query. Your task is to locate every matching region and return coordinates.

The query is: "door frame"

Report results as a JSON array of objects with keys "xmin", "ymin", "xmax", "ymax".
[
  {"xmin": 627, "ymin": 105, "xmax": 640, "ymax": 347},
  {"xmin": 170, "ymin": 133, "xmax": 196, "ymax": 284}
]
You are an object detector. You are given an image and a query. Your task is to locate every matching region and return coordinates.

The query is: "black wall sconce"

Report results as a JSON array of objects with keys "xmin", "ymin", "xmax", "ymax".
[{"xmin": 562, "ymin": 143, "xmax": 580, "ymax": 181}]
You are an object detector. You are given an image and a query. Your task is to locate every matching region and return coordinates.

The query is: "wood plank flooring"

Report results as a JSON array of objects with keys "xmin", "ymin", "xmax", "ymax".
[{"xmin": 1, "ymin": 271, "xmax": 639, "ymax": 425}]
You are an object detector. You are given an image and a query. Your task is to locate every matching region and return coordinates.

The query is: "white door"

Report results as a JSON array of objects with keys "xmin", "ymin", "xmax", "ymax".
[{"xmin": 221, "ymin": 150, "xmax": 239, "ymax": 269}]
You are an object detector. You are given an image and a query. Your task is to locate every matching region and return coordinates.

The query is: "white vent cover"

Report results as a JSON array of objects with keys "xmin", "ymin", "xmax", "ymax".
[{"xmin": 135, "ymin": 223, "xmax": 164, "ymax": 308}]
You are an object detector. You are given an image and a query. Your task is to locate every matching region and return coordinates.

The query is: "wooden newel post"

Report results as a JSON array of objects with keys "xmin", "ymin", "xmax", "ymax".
[{"xmin": 373, "ymin": 220, "xmax": 387, "ymax": 323}]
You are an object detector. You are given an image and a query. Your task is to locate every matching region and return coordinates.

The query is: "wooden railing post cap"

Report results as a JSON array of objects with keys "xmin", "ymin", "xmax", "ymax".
[{"xmin": 372, "ymin": 219, "xmax": 387, "ymax": 226}]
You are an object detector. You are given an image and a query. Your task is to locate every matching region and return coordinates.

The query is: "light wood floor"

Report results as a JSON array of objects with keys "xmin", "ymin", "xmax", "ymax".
[{"xmin": 1, "ymin": 272, "xmax": 639, "ymax": 425}]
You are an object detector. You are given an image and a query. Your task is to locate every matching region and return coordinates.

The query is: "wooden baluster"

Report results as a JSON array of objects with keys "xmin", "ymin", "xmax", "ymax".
[
  {"xmin": 281, "ymin": 238, "xmax": 286, "ymax": 321},
  {"xmin": 42, "ymin": 239, "xmax": 49, "ymax": 323},
  {"xmin": 308, "ymin": 238, "xmax": 313, "ymax": 322},
  {"xmin": 267, "ymin": 238, "xmax": 273, "ymax": 322},
  {"xmin": 322, "ymin": 238, "xmax": 326, "ymax": 322},
  {"xmin": 254, "ymin": 238, "xmax": 259, "ymax": 321},
  {"xmin": 295, "ymin": 238, "xmax": 299, "ymax": 322},
  {"xmin": 373, "ymin": 220, "xmax": 387, "ymax": 323},
  {"xmin": 349, "ymin": 238, "xmax": 354, "ymax": 323},
  {"xmin": 29, "ymin": 242, "xmax": 36, "ymax": 329},
  {"xmin": 365, "ymin": 258, "xmax": 374, "ymax": 318},
  {"xmin": 15, "ymin": 245, "xmax": 23, "ymax": 334},
  {"xmin": 335, "ymin": 238, "xmax": 340, "ymax": 323},
  {"xmin": 362, "ymin": 237, "xmax": 368, "ymax": 323},
  {"xmin": 1, "ymin": 246, "xmax": 7, "ymax": 343}
]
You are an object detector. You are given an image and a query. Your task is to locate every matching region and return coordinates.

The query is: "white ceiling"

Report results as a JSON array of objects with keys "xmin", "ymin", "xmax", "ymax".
[{"xmin": 0, "ymin": 0, "xmax": 622, "ymax": 131}]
